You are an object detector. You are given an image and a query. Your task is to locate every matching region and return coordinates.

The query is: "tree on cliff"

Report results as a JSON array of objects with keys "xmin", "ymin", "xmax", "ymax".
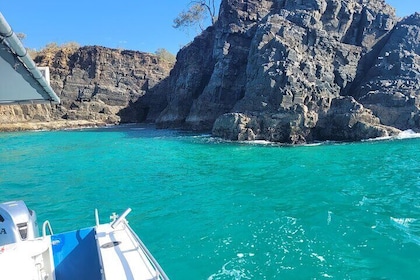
[{"xmin": 173, "ymin": 0, "xmax": 218, "ymax": 32}]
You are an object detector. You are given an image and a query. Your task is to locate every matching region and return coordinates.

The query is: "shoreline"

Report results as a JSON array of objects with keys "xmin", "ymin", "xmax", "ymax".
[
  {"xmin": 0, "ymin": 120, "xmax": 110, "ymax": 132},
  {"xmin": 2, "ymin": 121, "xmax": 419, "ymax": 145}
]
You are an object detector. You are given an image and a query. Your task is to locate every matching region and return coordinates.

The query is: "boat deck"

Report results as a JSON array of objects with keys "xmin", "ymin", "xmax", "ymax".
[
  {"xmin": 0, "ymin": 237, "xmax": 53, "ymax": 279},
  {"xmin": 96, "ymin": 223, "xmax": 161, "ymax": 280}
]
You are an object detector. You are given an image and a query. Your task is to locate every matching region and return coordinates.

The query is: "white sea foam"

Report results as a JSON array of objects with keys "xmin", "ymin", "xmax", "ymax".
[
  {"xmin": 207, "ymin": 260, "xmax": 251, "ymax": 280},
  {"xmin": 365, "ymin": 129, "xmax": 420, "ymax": 142},
  {"xmin": 192, "ymin": 134, "xmax": 212, "ymax": 138},
  {"xmin": 311, "ymin": 253, "xmax": 326, "ymax": 262},
  {"xmin": 390, "ymin": 217, "xmax": 420, "ymax": 246},
  {"xmin": 303, "ymin": 142, "xmax": 323, "ymax": 147},
  {"xmin": 327, "ymin": 211, "xmax": 332, "ymax": 225},
  {"xmin": 395, "ymin": 129, "xmax": 420, "ymax": 139},
  {"xmin": 238, "ymin": 139, "xmax": 276, "ymax": 146},
  {"xmin": 390, "ymin": 217, "xmax": 416, "ymax": 228},
  {"xmin": 248, "ymin": 140, "xmax": 273, "ymax": 145}
]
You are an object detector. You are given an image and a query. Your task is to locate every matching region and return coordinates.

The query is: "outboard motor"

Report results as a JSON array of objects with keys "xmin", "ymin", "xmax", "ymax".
[{"xmin": 0, "ymin": 200, "xmax": 39, "ymax": 246}]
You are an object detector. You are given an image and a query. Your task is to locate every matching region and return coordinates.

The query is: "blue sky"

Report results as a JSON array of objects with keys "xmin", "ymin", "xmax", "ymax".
[{"xmin": 1, "ymin": 0, "xmax": 419, "ymax": 55}]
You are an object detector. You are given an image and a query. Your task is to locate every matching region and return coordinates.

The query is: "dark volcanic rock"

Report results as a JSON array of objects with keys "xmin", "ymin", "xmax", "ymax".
[
  {"xmin": 157, "ymin": 0, "xmax": 276, "ymax": 130},
  {"xmin": 3, "ymin": 1, "xmax": 420, "ymax": 143},
  {"xmin": 314, "ymin": 96, "xmax": 400, "ymax": 141},
  {"xmin": 355, "ymin": 13, "xmax": 420, "ymax": 130},
  {"xmin": 153, "ymin": 0, "xmax": 420, "ymax": 143},
  {"xmin": 156, "ymin": 28, "xmax": 216, "ymax": 129}
]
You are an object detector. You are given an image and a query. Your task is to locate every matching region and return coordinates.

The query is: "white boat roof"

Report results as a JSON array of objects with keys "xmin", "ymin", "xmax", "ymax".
[{"xmin": 0, "ymin": 12, "xmax": 60, "ymax": 105}]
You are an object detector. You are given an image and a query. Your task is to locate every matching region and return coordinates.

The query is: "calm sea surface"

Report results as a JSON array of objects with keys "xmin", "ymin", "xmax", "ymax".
[{"xmin": 1, "ymin": 125, "xmax": 419, "ymax": 279}]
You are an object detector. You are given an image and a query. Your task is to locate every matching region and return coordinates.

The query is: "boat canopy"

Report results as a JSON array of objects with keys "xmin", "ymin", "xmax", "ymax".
[{"xmin": 0, "ymin": 12, "xmax": 60, "ymax": 105}]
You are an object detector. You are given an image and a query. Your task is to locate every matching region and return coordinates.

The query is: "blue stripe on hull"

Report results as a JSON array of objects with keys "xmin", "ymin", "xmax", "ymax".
[{"xmin": 51, "ymin": 227, "xmax": 102, "ymax": 280}]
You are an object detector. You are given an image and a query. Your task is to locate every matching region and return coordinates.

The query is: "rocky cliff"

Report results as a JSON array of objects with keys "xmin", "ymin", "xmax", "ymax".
[
  {"xmin": 2, "ymin": 0, "xmax": 420, "ymax": 144},
  {"xmin": 0, "ymin": 46, "xmax": 173, "ymax": 131},
  {"xmin": 151, "ymin": 0, "xmax": 420, "ymax": 143}
]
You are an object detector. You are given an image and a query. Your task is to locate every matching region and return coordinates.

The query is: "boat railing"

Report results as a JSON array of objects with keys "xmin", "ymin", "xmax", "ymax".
[
  {"xmin": 124, "ymin": 221, "xmax": 170, "ymax": 280},
  {"xmin": 111, "ymin": 208, "xmax": 132, "ymax": 229},
  {"xmin": 42, "ymin": 220, "xmax": 54, "ymax": 236}
]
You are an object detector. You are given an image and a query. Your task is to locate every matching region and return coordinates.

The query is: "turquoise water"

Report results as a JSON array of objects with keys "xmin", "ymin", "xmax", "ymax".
[{"xmin": 1, "ymin": 125, "xmax": 419, "ymax": 279}]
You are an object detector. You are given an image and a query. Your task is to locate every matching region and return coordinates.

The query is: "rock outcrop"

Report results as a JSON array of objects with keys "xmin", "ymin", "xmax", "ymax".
[
  {"xmin": 0, "ymin": 46, "xmax": 173, "ymax": 131},
  {"xmin": 150, "ymin": 0, "xmax": 420, "ymax": 143},
  {"xmin": 2, "ymin": 0, "xmax": 420, "ymax": 144},
  {"xmin": 355, "ymin": 14, "xmax": 420, "ymax": 131}
]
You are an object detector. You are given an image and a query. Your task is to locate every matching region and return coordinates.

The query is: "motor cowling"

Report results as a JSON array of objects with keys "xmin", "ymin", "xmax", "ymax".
[{"xmin": 0, "ymin": 201, "xmax": 39, "ymax": 246}]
